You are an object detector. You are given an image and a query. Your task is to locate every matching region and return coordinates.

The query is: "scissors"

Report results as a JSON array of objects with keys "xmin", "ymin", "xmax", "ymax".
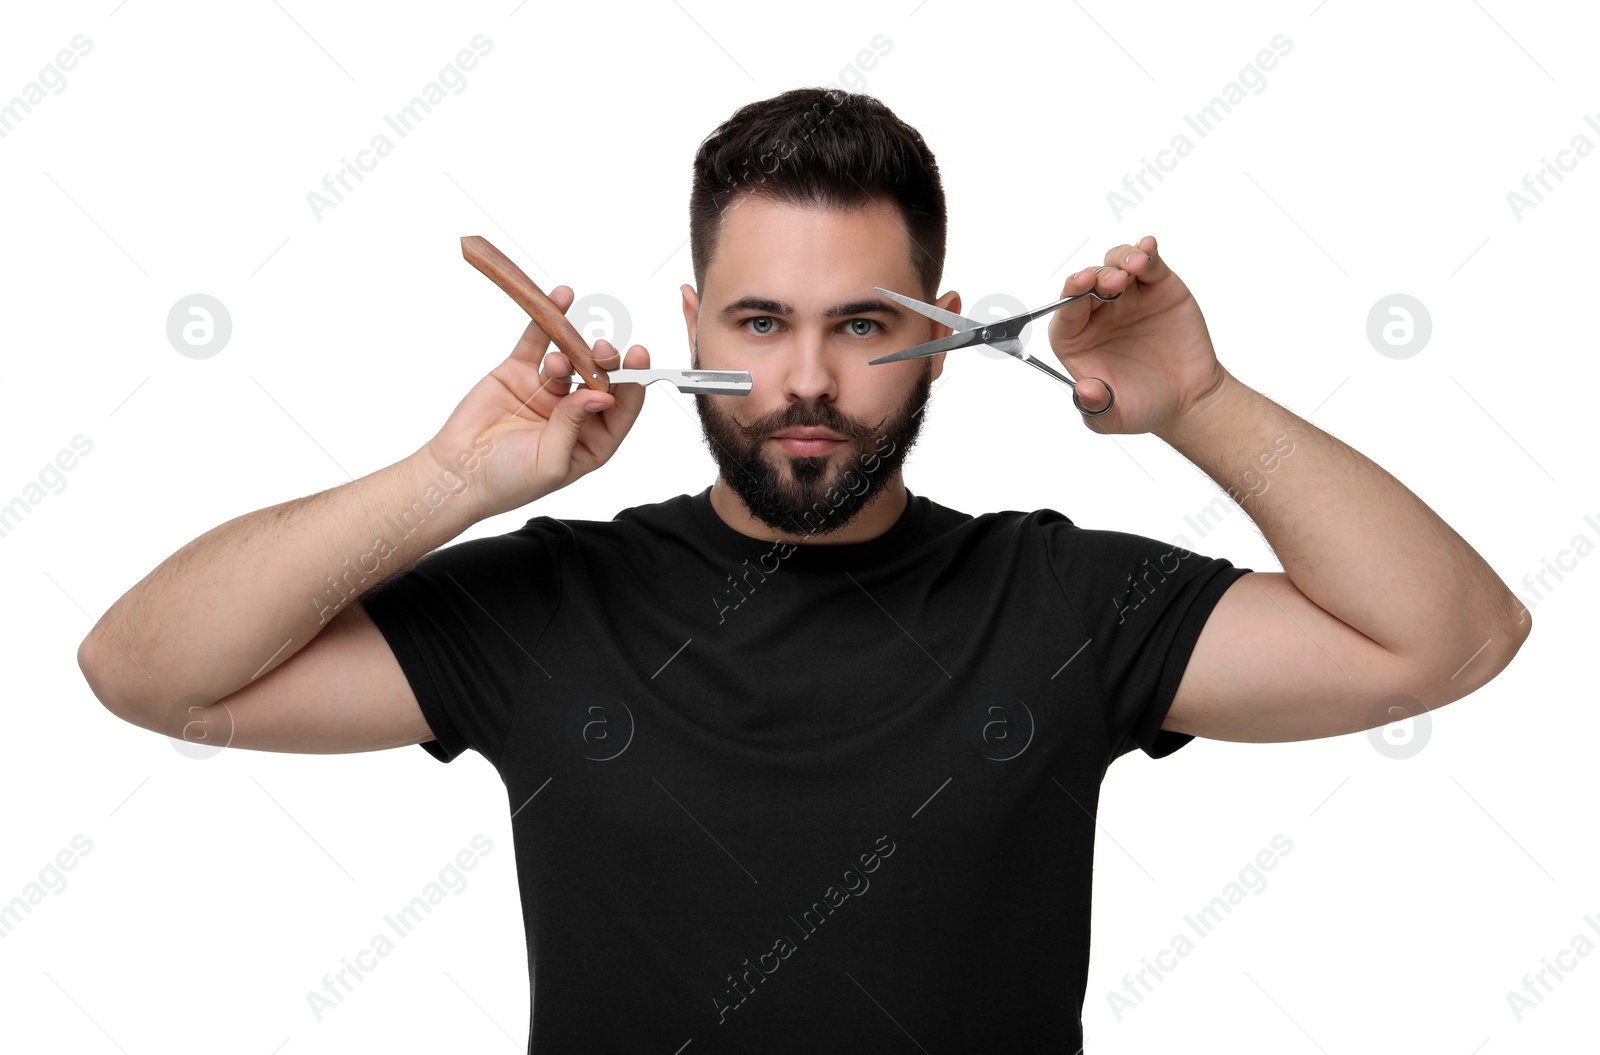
[{"xmin": 867, "ymin": 266, "xmax": 1123, "ymax": 416}]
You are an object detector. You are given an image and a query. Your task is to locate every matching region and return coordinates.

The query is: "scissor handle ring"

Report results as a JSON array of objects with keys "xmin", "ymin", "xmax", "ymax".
[
  {"xmin": 1088, "ymin": 264, "xmax": 1124, "ymax": 302},
  {"xmin": 1073, "ymin": 378, "xmax": 1114, "ymax": 417}
]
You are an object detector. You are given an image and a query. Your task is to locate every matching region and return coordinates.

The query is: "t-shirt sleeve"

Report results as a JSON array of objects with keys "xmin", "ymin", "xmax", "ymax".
[
  {"xmin": 1043, "ymin": 517, "xmax": 1251, "ymax": 763},
  {"xmin": 358, "ymin": 525, "xmax": 561, "ymax": 765}
]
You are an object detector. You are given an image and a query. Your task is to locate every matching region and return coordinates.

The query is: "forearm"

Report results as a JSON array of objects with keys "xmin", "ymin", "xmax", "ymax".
[
  {"xmin": 79, "ymin": 448, "xmax": 482, "ymax": 718},
  {"xmin": 1157, "ymin": 370, "xmax": 1527, "ymax": 669}
]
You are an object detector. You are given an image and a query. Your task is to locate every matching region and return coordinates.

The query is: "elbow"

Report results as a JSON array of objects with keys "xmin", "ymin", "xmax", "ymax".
[
  {"xmin": 1493, "ymin": 588, "xmax": 1534, "ymax": 668},
  {"xmin": 77, "ymin": 630, "xmax": 148, "ymax": 728},
  {"xmin": 1494, "ymin": 606, "xmax": 1533, "ymax": 676},
  {"xmin": 77, "ymin": 632, "xmax": 111, "ymax": 707},
  {"xmin": 1508, "ymin": 602, "xmax": 1533, "ymax": 648},
  {"xmin": 1421, "ymin": 612, "xmax": 1532, "ymax": 705},
  {"xmin": 1486, "ymin": 596, "xmax": 1534, "ymax": 675}
]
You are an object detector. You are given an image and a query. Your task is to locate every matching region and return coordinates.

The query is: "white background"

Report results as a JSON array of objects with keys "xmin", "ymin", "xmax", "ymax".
[{"xmin": 1, "ymin": 0, "xmax": 1595, "ymax": 1051}]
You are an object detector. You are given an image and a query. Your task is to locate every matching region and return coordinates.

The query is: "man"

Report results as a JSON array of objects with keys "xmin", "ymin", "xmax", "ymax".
[{"xmin": 79, "ymin": 88, "xmax": 1529, "ymax": 1052}]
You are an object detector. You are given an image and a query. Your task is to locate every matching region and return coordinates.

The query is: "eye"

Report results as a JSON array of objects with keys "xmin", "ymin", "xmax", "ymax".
[
  {"xmin": 845, "ymin": 318, "xmax": 881, "ymax": 337},
  {"xmin": 741, "ymin": 316, "xmax": 778, "ymax": 335}
]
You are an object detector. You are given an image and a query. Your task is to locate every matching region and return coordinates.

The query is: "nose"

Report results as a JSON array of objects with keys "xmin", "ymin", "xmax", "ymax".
[{"xmin": 777, "ymin": 326, "xmax": 840, "ymax": 405}]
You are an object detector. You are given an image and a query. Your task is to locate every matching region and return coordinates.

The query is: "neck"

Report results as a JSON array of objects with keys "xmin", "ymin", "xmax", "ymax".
[{"xmin": 708, "ymin": 474, "xmax": 908, "ymax": 546}]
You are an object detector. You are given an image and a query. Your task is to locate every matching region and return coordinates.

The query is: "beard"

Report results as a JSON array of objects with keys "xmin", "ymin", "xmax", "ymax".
[{"xmin": 692, "ymin": 359, "xmax": 932, "ymax": 539}]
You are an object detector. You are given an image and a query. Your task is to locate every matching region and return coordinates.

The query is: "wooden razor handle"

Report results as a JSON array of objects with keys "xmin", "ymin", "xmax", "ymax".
[{"xmin": 460, "ymin": 235, "xmax": 610, "ymax": 394}]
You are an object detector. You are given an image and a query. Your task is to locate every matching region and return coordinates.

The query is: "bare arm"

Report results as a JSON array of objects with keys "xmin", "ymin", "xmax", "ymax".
[
  {"xmin": 1158, "ymin": 373, "xmax": 1529, "ymax": 742},
  {"xmin": 1045, "ymin": 237, "xmax": 1528, "ymax": 744},
  {"xmin": 77, "ymin": 447, "xmax": 482, "ymax": 733},
  {"xmin": 78, "ymin": 295, "xmax": 653, "ymax": 751}
]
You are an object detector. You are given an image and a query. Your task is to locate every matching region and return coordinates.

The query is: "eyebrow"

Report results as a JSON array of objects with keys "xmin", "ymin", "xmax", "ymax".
[{"xmin": 718, "ymin": 295, "xmax": 907, "ymax": 322}]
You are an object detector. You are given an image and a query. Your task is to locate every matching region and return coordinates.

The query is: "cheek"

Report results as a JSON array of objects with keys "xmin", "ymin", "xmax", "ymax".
[{"xmin": 860, "ymin": 367, "xmax": 913, "ymax": 406}]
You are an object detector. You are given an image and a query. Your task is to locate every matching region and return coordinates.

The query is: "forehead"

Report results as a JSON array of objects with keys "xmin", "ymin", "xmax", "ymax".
[{"xmin": 705, "ymin": 196, "xmax": 918, "ymax": 299}]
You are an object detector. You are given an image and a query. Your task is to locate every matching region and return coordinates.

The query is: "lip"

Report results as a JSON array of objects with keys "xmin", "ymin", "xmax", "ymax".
[
  {"xmin": 771, "ymin": 428, "xmax": 845, "ymax": 441},
  {"xmin": 771, "ymin": 434, "xmax": 844, "ymax": 456}
]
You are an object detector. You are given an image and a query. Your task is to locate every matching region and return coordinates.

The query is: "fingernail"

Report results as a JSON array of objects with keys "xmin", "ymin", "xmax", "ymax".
[{"xmin": 584, "ymin": 401, "xmax": 606, "ymax": 412}]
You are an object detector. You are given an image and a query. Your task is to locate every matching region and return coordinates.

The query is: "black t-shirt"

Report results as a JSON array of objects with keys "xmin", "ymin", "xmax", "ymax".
[{"xmin": 359, "ymin": 485, "xmax": 1250, "ymax": 1053}]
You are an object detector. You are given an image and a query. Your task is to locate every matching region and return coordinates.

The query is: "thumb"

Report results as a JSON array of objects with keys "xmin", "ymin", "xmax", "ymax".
[{"xmin": 541, "ymin": 389, "xmax": 611, "ymax": 475}]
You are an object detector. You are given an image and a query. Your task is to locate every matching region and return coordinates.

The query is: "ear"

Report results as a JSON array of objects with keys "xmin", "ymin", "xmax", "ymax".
[
  {"xmin": 680, "ymin": 284, "xmax": 700, "ymax": 364},
  {"xmin": 928, "ymin": 289, "xmax": 960, "ymax": 383}
]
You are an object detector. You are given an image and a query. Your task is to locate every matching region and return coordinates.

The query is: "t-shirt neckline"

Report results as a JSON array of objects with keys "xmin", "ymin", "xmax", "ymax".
[{"xmin": 689, "ymin": 484, "xmax": 928, "ymax": 572}]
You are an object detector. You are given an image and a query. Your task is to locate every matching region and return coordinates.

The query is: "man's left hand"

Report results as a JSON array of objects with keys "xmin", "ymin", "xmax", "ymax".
[{"xmin": 1047, "ymin": 235, "xmax": 1229, "ymax": 437}]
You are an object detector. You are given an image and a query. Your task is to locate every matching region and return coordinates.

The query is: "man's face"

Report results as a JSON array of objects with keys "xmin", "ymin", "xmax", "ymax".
[{"xmin": 680, "ymin": 195, "xmax": 956, "ymax": 539}]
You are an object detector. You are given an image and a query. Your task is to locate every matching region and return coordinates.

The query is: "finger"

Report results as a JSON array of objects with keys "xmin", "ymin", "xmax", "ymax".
[
  {"xmin": 607, "ymin": 343, "xmax": 650, "ymax": 420},
  {"xmin": 1091, "ymin": 264, "xmax": 1133, "ymax": 299},
  {"xmin": 566, "ymin": 344, "xmax": 627, "ymax": 416},
  {"xmin": 554, "ymin": 339, "xmax": 621, "ymax": 444},
  {"xmin": 505, "ymin": 344, "xmax": 575, "ymax": 424},
  {"xmin": 540, "ymin": 348, "xmax": 573, "ymax": 385},
  {"xmin": 1095, "ymin": 243, "xmax": 1142, "ymax": 297},
  {"xmin": 1060, "ymin": 258, "xmax": 1103, "ymax": 293},
  {"xmin": 519, "ymin": 327, "xmax": 622, "ymax": 426},
  {"xmin": 577, "ymin": 337, "xmax": 622, "ymax": 392},
  {"xmin": 1050, "ymin": 265, "xmax": 1118, "ymax": 339},
  {"xmin": 1073, "ymin": 376, "xmax": 1112, "ymax": 412},
  {"xmin": 577, "ymin": 343, "xmax": 651, "ymax": 452},
  {"xmin": 1101, "ymin": 242, "xmax": 1138, "ymax": 269},
  {"xmin": 544, "ymin": 334, "xmax": 622, "ymax": 388},
  {"xmin": 508, "ymin": 285, "xmax": 576, "ymax": 365},
  {"xmin": 590, "ymin": 338, "xmax": 622, "ymax": 372},
  {"xmin": 1109, "ymin": 235, "xmax": 1170, "ymax": 285},
  {"xmin": 541, "ymin": 387, "xmax": 612, "ymax": 479}
]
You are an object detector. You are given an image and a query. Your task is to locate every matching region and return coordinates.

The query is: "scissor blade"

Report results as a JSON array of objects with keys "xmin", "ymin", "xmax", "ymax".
[
  {"xmin": 873, "ymin": 286, "xmax": 979, "ymax": 332},
  {"xmin": 565, "ymin": 369, "xmax": 752, "ymax": 396},
  {"xmin": 868, "ymin": 328, "xmax": 984, "ymax": 365}
]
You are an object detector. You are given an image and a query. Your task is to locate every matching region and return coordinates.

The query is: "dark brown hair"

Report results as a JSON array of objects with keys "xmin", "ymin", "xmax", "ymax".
[{"xmin": 688, "ymin": 88, "xmax": 947, "ymax": 302}]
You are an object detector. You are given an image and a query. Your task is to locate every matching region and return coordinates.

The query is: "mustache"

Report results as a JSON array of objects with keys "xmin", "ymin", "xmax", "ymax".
[{"xmin": 740, "ymin": 404, "xmax": 880, "ymax": 440}]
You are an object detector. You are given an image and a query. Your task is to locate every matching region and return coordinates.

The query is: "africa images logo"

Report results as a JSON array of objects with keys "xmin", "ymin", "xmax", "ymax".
[
  {"xmin": 966, "ymin": 695, "xmax": 1034, "ymax": 761},
  {"xmin": 567, "ymin": 692, "xmax": 635, "ymax": 761}
]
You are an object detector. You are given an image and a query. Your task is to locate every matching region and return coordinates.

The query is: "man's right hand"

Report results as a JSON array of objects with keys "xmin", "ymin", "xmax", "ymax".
[{"xmin": 425, "ymin": 284, "xmax": 651, "ymax": 520}]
